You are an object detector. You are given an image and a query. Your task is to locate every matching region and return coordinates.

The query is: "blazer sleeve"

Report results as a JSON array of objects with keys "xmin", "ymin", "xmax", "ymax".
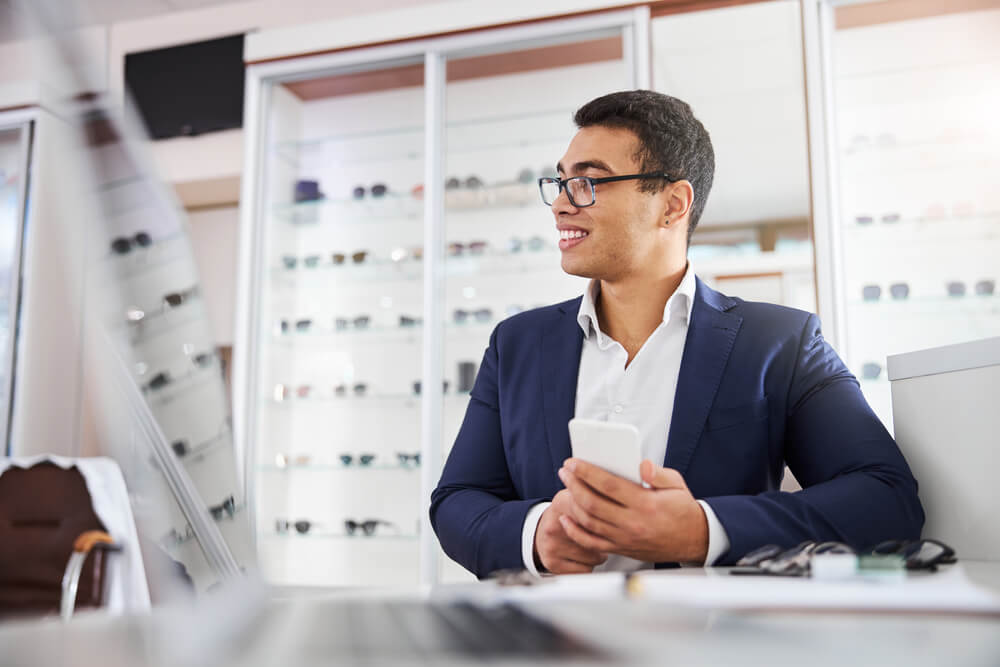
[
  {"xmin": 702, "ymin": 313, "xmax": 925, "ymax": 564},
  {"xmin": 429, "ymin": 325, "xmax": 549, "ymax": 579}
]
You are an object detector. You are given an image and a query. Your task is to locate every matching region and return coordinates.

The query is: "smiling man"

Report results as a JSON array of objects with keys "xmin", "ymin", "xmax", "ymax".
[{"xmin": 430, "ymin": 90, "xmax": 924, "ymax": 578}]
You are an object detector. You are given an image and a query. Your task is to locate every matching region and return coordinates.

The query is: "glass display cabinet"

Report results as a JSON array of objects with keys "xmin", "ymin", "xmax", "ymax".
[
  {"xmin": 236, "ymin": 8, "xmax": 652, "ymax": 587},
  {"xmin": 806, "ymin": 0, "xmax": 1000, "ymax": 429}
]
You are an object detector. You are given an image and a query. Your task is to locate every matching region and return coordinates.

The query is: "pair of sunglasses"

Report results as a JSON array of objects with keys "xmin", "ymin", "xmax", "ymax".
[
  {"xmin": 344, "ymin": 519, "xmax": 393, "ymax": 536},
  {"xmin": 397, "ymin": 452, "xmax": 420, "ymax": 466},
  {"xmin": 448, "ymin": 241, "xmax": 488, "ymax": 256},
  {"xmin": 390, "ymin": 246, "xmax": 423, "ymax": 262},
  {"xmin": 517, "ymin": 167, "xmax": 558, "ymax": 184},
  {"xmin": 340, "ymin": 453, "xmax": 376, "ymax": 466},
  {"xmin": 445, "ymin": 175, "xmax": 484, "ymax": 190},
  {"xmin": 209, "ymin": 495, "xmax": 236, "ymax": 521},
  {"xmin": 507, "ymin": 236, "xmax": 547, "ymax": 253},
  {"xmin": 946, "ymin": 280, "xmax": 995, "ymax": 297},
  {"xmin": 276, "ymin": 518, "xmax": 314, "ymax": 535},
  {"xmin": 110, "ymin": 231, "xmax": 152, "ymax": 254},
  {"xmin": 143, "ymin": 371, "xmax": 172, "ymax": 393},
  {"xmin": 335, "ymin": 316, "xmax": 371, "ymax": 330},
  {"xmin": 352, "ymin": 184, "xmax": 388, "ymax": 199},
  {"xmin": 399, "ymin": 315, "xmax": 423, "ymax": 328},
  {"xmin": 870, "ymin": 539, "xmax": 956, "ymax": 571},
  {"xmin": 453, "ymin": 308, "xmax": 492, "ymax": 324},
  {"xmin": 334, "ymin": 383, "xmax": 368, "ymax": 397},
  {"xmin": 413, "ymin": 380, "xmax": 449, "ymax": 395},
  {"xmin": 854, "ymin": 213, "xmax": 901, "ymax": 225},
  {"xmin": 273, "ymin": 384, "xmax": 315, "ymax": 401},
  {"xmin": 159, "ymin": 525, "xmax": 195, "ymax": 549},
  {"xmin": 862, "ymin": 284, "xmax": 911, "ymax": 301}
]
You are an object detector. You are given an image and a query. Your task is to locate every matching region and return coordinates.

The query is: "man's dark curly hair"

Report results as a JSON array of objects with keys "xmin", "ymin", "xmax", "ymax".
[{"xmin": 573, "ymin": 90, "xmax": 715, "ymax": 244}]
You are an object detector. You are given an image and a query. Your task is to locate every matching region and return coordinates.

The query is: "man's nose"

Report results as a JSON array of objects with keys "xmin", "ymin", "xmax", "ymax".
[{"xmin": 550, "ymin": 186, "xmax": 579, "ymax": 216}]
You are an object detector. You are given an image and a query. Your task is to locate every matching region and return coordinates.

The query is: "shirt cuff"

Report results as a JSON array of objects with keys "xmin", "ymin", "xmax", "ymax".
[
  {"xmin": 521, "ymin": 501, "xmax": 552, "ymax": 575},
  {"xmin": 697, "ymin": 499, "xmax": 730, "ymax": 566}
]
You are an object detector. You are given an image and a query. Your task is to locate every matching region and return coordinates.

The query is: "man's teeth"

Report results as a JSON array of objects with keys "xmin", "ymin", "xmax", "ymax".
[{"xmin": 559, "ymin": 230, "xmax": 589, "ymax": 240}]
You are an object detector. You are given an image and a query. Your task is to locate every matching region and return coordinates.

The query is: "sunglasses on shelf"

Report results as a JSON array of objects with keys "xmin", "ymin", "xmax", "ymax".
[
  {"xmin": 331, "ymin": 251, "xmax": 370, "ymax": 265},
  {"xmin": 397, "ymin": 452, "xmax": 421, "ymax": 466},
  {"xmin": 413, "ymin": 380, "xmax": 449, "ymax": 395},
  {"xmin": 163, "ymin": 286, "xmax": 199, "ymax": 309},
  {"xmin": 209, "ymin": 495, "xmax": 236, "ymax": 521},
  {"xmin": 444, "ymin": 175, "xmax": 484, "ymax": 190},
  {"xmin": 276, "ymin": 519, "xmax": 313, "ymax": 535},
  {"xmin": 399, "ymin": 315, "xmax": 422, "ymax": 328},
  {"xmin": 274, "ymin": 453, "xmax": 311, "ymax": 468},
  {"xmin": 334, "ymin": 315, "xmax": 371, "ymax": 330},
  {"xmin": 453, "ymin": 308, "xmax": 492, "ymax": 324},
  {"xmin": 143, "ymin": 371, "xmax": 172, "ymax": 393},
  {"xmin": 507, "ymin": 236, "xmax": 547, "ymax": 253},
  {"xmin": 447, "ymin": 241, "xmax": 489, "ymax": 256},
  {"xmin": 344, "ymin": 519, "xmax": 394, "ymax": 537},
  {"xmin": 352, "ymin": 184, "xmax": 388, "ymax": 199},
  {"xmin": 339, "ymin": 453, "xmax": 376, "ymax": 466},
  {"xmin": 333, "ymin": 383, "xmax": 368, "ymax": 397},
  {"xmin": 110, "ymin": 231, "xmax": 152, "ymax": 254}
]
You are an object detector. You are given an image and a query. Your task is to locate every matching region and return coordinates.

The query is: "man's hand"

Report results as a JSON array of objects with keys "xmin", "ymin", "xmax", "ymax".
[
  {"xmin": 557, "ymin": 458, "xmax": 709, "ymax": 564},
  {"xmin": 533, "ymin": 489, "xmax": 608, "ymax": 574}
]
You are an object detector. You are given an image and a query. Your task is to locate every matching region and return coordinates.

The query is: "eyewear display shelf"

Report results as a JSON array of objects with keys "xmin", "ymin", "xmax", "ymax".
[
  {"xmin": 237, "ymin": 9, "xmax": 650, "ymax": 588},
  {"xmin": 823, "ymin": 6, "xmax": 1000, "ymax": 431}
]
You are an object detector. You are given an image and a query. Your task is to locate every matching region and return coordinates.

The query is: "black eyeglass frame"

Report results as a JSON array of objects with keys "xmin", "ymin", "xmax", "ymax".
[{"xmin": 538, "ymin": 172, "xmax": 677, "ymax": 208}]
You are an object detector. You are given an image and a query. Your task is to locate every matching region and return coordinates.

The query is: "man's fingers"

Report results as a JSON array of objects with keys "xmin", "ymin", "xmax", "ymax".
[
  {"xmin": 560, "ymin": 516, "xmax": 617, "ymax": 553},
  {"xmin": 640, "ymin": 460, "xmax": 687, "ymax": 490},
  {"xmin": 559, "ymin": 467, "xmax": 629, "ymax": 526},
  {"xmin": 564, "ymin": 458, "xmax": 644, "ymax": 507}
]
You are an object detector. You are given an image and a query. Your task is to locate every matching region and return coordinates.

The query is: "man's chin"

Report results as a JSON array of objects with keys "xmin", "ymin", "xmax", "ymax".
[{"xmin": 560, "ymin": 258, "xmax": 597, "ymax": 280}]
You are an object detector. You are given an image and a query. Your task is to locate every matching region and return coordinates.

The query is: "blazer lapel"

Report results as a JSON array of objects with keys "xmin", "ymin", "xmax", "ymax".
[
  {"xmin": 541, "ymin": 298, "xmax": 585, "ymax": 474},
  {"xmin": 664, "ymin": 278, "xmax": 743, "ymax": 475}
]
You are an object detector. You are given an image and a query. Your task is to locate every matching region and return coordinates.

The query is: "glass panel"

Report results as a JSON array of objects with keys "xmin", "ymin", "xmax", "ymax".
[
  {"xmin": 439, "ymin": 30, "xmax": 629, "ymax": 582},
  {"xmin": 651, "ymin": 1, "xmax": 816, "ymax": 314},
  {"xmin": 252, "ymin": 61, "xmax": 426, "ymax": 587},
  {"xmin": 0, "ymin": 125, "xmax": 26, "ymax": 451},
  {"xmin": 829, "ymin": 4, "xmax": 1000, "ymax": 427}
]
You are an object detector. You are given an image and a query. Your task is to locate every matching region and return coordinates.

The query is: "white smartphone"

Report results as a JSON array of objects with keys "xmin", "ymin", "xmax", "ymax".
[{"xmin": 567, "ymin": 418, "xmax": 642, "ymax": 485}]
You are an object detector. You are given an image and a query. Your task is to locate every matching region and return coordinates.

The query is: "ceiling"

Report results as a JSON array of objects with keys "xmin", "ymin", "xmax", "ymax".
[{"xmin": 0, "ymin": 0, "xmax": 252, "ymax": 43}]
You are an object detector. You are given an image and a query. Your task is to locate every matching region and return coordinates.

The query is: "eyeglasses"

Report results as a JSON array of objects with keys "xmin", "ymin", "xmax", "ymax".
[
  {"xmin": 110, "ymin": 231, "xmax": 152, "ymax": 254},
  {"xmin": 143, "ymin": 371, "xmax": 172, "ymax": 393},
  {"xmin": 272, "ymin": 384, "xmax": 315, "ymax": 401},
  {"xmin": 397, "ymin": 452, "xmax": 421, "ymax": 466},
  {"xmin": 854, "ymin": 213, "xmax": 901, "ymax": 225},
  {"xmin": 334, "ymin": 315, "xmax": 371, "ymax": 331},
  {"xmin": 352, "ymin": 184, "xmax": 388, "ymax": 199},
  {"xmin": 331, "ymin": 251, "xmax": 370, "ymax": 265},
  {"xmin": 871, "ymin": 539, "xmax": 956, "ymax": 571},
  {"xmin": 209, "ymin": 495, "xmax": 236, "ymax": 521},
  {"xmin": 507, "ymin": 236, "xmax": 547, "ymax": 253},
  {"xmin": 946, "ymin": 280, "xmax": 996, "ymax": 297},
  {"xmin": 399, "ymin": 315, "xmax": 422, "ymax": 328},
  {"xmin": 413, "ymin": 380, "xmax": 449, "ymax": 395},
  {"xmin": 734, "ymin": 539, "xmax": 956, "ymax": 576},
  {"xmin": 447, "ymin": 241, "xmax": 488, "ymax": 256},
  {"xmin": 539, "ymin": 172, "xmax": 675, "ymax": 208},
  {"xmin": 344, "ymin": 519, "xmax": 394, "ymax": 537},
  {"xmin": 334, "ymin": 383, "xmax": 368, "ymax": 397},
  {"xmin": 159, "ymin": 525, "xmax": 194, "ymax": 549},
  {"xmin": 340, "ymin": 453, "xmax": 376, "ymax": 466},
  {"xmin": 445, "ymin": 176, "xmax": 484, "ymax": 190},
  {"xmin": 274, "ymin": 453, "xmax": 311, "ymax": 468},
  {"xmin": 453, "ymin": 308, "xmax": 492, "ymax": 325},
  {"xmin": 163, "ymin": 286, "xmax": 199, "ymax": 309},
  {"xmin": 276, "ymin": 519, "xmax": 314, "ymax": 534}
]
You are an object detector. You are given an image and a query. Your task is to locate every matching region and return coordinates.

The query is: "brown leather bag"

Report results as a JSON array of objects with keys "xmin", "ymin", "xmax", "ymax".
[{"xmin": 0, "ymin": 462, "xmax": 111, "ymax": 619}]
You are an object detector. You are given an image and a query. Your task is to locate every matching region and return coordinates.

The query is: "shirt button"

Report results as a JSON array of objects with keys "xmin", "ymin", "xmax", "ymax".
[{"xmin": 613, "ymin": 404, "xmax": 624, "ymax": 414}]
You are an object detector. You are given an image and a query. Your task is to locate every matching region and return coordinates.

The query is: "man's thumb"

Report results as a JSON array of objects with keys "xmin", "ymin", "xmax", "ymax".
[{"xmin": 640, "ymin": 460, "xmax": 686, "ymax": 489}]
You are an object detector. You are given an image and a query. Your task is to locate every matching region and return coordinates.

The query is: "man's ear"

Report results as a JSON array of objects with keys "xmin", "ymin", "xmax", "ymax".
[{"xmin": 664, "ymin": 180, "xmax": 694, "ymax": 227}]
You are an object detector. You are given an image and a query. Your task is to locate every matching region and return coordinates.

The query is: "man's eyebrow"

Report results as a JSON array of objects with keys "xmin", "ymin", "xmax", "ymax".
[{"xmin": 558, "ymin": 160, "xmax": 613, "ymax": 175}]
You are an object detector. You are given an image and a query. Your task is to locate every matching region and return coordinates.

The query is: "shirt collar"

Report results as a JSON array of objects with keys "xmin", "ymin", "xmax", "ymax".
[{"xmin": 577, "ymin": 262, "xmax": 696, "ymax": 342}]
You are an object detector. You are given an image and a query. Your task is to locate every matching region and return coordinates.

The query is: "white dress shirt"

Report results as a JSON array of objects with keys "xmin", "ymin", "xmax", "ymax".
[{"xmin": 521, "ymin": 263, "xmax": 730, "ymax": 574}]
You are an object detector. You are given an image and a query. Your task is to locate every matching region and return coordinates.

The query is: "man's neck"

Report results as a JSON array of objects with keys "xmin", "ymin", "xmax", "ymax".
[{"xmin": 595, "ymin": 261, "xmax": 688, "ymax": 363}]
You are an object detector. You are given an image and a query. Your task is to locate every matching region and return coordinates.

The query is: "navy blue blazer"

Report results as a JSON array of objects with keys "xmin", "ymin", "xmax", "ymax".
[{"xmin": 430, "ymin": 278, "xmax": 924, "ymax": 578}]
